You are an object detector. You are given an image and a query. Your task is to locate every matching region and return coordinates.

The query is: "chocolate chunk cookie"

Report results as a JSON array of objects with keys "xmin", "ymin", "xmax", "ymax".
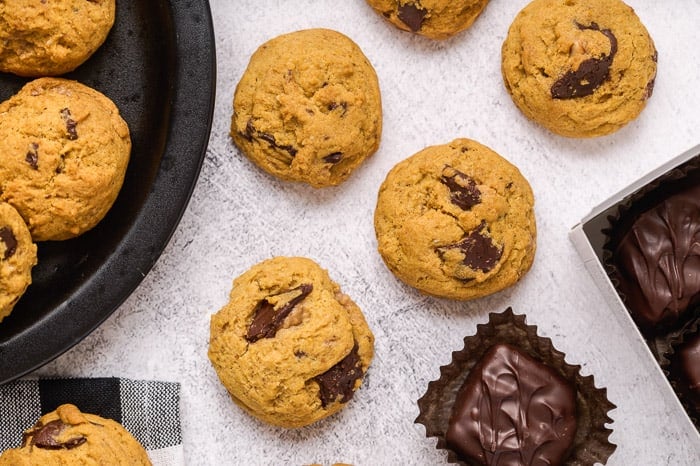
[
  {"xmin": 0, "ymin": 78, "xmax": 131, "ymax": 241},
  {"xmin": 501, "ymin": 0, "xmax": 657, "ymax": 138},
  {"xmin": 208, "ymin": 257, "xmax": 374, "ymax": 428},
  {"xmin": 231, "ymin": 28, "xmax": 382, "ymax": 188},
  {"xmin": 0, "ymin": 404, "xmax": 151, "ymax": 465},
  {"xmin": 374, "ymin": 139, "xmax": 536, "ymax": 300},
  {"xmin": 0, "ymin": 202, "xmax": 37, "ymax": 323},
  {"xmin": 0, "ymin": 0, "xmax": 115, "ymax": 77},
  {"xmin": 365, "ymin": 0, "xmax": 489, "ymax": 40}
]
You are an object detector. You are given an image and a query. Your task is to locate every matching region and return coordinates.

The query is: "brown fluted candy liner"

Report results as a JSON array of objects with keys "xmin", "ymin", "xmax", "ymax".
[
  {"xmin": 660, "ymin": 317, "xmax": 700, "ymax": 429},
  {"xmin": 415, "ymin": 308, "xmax": 616, "ymax": 466}
]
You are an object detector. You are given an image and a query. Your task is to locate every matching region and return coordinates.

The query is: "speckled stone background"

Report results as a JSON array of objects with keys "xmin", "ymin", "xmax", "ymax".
[{"xmin": 31, "ymin": 0, "xmax": 700, "ymax": 464}]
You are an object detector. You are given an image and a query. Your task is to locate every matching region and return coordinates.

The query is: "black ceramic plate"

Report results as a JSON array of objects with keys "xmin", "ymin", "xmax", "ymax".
[{"xmin": 0, "ymin": 1, "xmax": 215, "ymax": 383}]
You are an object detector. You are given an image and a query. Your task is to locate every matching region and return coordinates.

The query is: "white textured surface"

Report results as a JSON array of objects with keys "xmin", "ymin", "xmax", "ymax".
[{"xmin": 34, "ymin": 0, "xmax": 700, "ymax": 464}]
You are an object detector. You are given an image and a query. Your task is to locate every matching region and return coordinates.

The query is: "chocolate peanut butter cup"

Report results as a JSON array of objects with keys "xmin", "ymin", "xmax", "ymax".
[{"xmin": 416, "ymin": 308, "xmax": 615, "ymax": 466}]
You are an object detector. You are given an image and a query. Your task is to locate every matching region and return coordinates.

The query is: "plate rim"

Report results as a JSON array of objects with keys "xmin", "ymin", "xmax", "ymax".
[{"xmin": 0, "ymin": 0, "xmax": 216, "ymax": 383}]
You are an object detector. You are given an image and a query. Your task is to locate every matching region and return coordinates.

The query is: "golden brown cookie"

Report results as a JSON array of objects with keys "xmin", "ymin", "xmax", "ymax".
[
  {"xmin": 0, "ymin": 0, "xmax": 116, "ymax": 77},
  {"xmin": 501, "ymin": 0, "xmax": 657, "ymax": 138},
  {"xmin": 0, "ymin": 78, "xmax": 131, "ymax": 241},
  {"xmin": 0, "ymin": 404, "xmax": 151, "ymax": 466},
  {"xmin": 209, "ymin": 256, "xmax": 374, "ymax": 428},
  {"xmin": 365, "ymin": 0, "xmax": 490, "ymax": 40},
  {"xmin": 231, "ymin": 28, "xmax": 382, "ymax": 188},
  {"xmin": 0, "ymin": 202, "xmax": 37, "ymax": 323},
  {"xmin": 374, "ymin": 139, "xmax": 536, "ymax": 300}
]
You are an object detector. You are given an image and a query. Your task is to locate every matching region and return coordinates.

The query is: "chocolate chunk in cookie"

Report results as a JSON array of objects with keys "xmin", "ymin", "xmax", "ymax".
[
  {"xmin": 375, "ymin": 138, "xmax": 536, "ymax": 300},
  {"xmin": 231, "ymin": 29, "xmax": 382, "ymax": 187},
  {"xmin": 209, "ymin": 257, "xmax": 374, "ymax": 428}
]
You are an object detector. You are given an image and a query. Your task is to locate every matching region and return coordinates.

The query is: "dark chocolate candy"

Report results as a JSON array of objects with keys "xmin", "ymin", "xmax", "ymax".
[
  {"xmin": 551, "ymin": 22, "xmax": 618, "ymax": 99},
  {"xmin": 24, "ymin": 420, "xmax": 87, "ymax": 450},
  {"xmin": 246, "ymin": 284, "xmax": 313, "ymax": 343},
  {"xmin": 437, "ymin": 222, "xmax": 503, "ymax": 273},
  {"xmin": 440, "ymin": 166, "xmax": 481, "ymax": 211},
  {"xmin": 613, "ymin": 185, "xmax": 700, "ymax": 333},
  {"xmin": 446, "ymin": 344, "xmax": 577, "ymax": 466},
  {"xmin": 314, "ymin": 343, "xmax": 363, "ymax": 407},
  {"xmin": 397, "ymin": 3, "xmax": 427, "ymax": 33},
  {"xmin": 0, "ymin": 226, "xmax": 18, "ymax": 260},
  {"xmin": 671, "ymin": 331, "xmax": 700, "ymax": 412}
]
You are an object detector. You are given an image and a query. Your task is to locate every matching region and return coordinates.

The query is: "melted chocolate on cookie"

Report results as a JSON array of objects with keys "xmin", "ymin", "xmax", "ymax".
[
  {"xmin": 60, "ymin": 108, "xmax": 78, "ymax": 140},
  {"xmin": 551, "ymin": 22, "xmax": 618, "ymax": 99},
  {"xmin": 446, "ymin": 344, "xmax": 577, "ymax": 466},
  {"xmin": 323, "ymin": 152, "xmax": 344, "ymax": 164},
  {"xmin": 0, "ymin": 226, "xmax": 18, "ymax": 260},
  {"xmin": 314, "ymin": 343, "xmax": 363, "ymax": 407},
  {"xmin": 246, "ymin": 284, "xmax": 313, "ymax": 342},
  {"xmin": 25, "ymin": 142, "xmax": 39, "ymax": 170},
  {"xmin": 613, "ymin": 185, "xmax": 700, "ymax": 333},
  {"xmin": 242, "ymin": 119, "xmax": 298, "ymax": 159},
  {"xmin": 23, "ymin": 420, "xmax": 87, "ymax": 450},
  {"xmin": 397, "ymin": 3, "xmax": 427, "ymax": 33},
  {"xmin": 437, "ymin": 222, "xmax": 503, "ymax": 273},
  {"xmin": 440, "ymin": 166, "xmax": 481, "ymax": 210}
]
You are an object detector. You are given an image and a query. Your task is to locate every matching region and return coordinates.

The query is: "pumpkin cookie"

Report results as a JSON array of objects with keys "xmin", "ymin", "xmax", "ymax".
[
  {"xmin": 209, "ymin": 257, "xmax": 374, "ymax": 428},
  {"xmin": 501, "ymin": 0, "xmax": 657, "ymax": 138},
  {"xmin": 231, "ymin": 28, "xmax": 382, "ymax": 188},
  {"xmin": 0, "ymin": 78, "xmax": 131, "ymax": 241},
  {"xmin": 0, "ymin": 0, "xmax": 116, "ymax": 77},
  {"xmin": 0, "ymin": 404, "xmax": 151, "ymax": 465},
  {"xmin": 365, "ymin": 0, "xmax": 490, "ymax": 40},
  {"xmin": 374, "ymin": 139, "xmax": 536, "ymax": 300},
  {"xmin": 0, "ymin": 202, "xmax": 37, "ymax": 323}
]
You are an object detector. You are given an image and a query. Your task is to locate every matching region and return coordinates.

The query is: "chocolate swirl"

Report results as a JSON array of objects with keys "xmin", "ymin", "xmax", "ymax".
[
  {"xmin": 446, "ymin": 344, "xmax": 577, "ymax": 466},
  {"xmin": 551, "ymin": 22, "xmax": 618, "ymax": 99},
  {"xmin": 613, "ymin": 185, "xmax": 700, "ymax": 333}
]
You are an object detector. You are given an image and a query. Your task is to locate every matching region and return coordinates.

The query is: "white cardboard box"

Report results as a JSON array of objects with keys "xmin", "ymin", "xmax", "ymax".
[{"xmin": 569, "ymin": 143, "xmax": 700, "ymax": 448}]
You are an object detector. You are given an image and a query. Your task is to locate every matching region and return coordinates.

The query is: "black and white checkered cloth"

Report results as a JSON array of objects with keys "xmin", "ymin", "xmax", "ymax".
[{"xmin": 0, "ymin": 378, "xmax": 183, "ymax": 465}]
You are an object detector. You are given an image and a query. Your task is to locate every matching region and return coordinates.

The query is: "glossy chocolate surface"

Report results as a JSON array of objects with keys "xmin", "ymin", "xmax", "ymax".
[
  {"xmin": 613, "ymin": 185, "xmax": 700, "ymax": 332},
  {"xmin": 672, "ymin": 331, "xmax": 700, "ymax": 410},
  {"xmin": 446, "ymin": 344, "xmax": 577, "ymax": 466}
]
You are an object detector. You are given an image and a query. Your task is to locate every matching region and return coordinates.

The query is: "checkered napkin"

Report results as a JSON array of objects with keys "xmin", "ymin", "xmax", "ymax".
[{"xmin": 0, "ymin": 378, "xmax": 183, "ymax": 466}]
